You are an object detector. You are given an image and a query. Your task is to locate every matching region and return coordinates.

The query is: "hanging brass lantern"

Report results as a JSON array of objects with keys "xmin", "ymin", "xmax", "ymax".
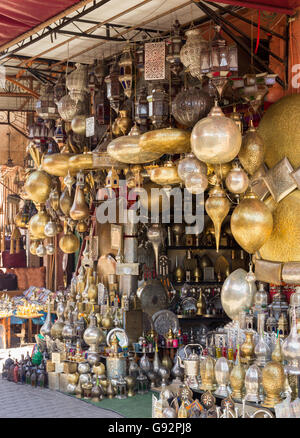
[
  {"xmin": 70, "ymin": 172, "xmax": 90, "ymax": 221},
  {"xmin": 35, "ymin": 85, "xmax": 59, "ymax": 120},
  {"xmin": 57, "ymin": 94, "xmax": 83, "ymax": 122},
  {"xmin": 177, "ymin": 152, "xmax": 207, "ymax": 182},
  {"xmin": 147, "ymin": 160, "xmax": 181, "ymax": 186},
  {"xmin": 139, "ymin": 128, "xmax": 190, "ymax": 155},
  {"xmin": 66, "ymin": 63, "xmax": 88, "ymax": 103},
  {"xmin": 191, "ymin": 101, "xmax": 242, "ymax": 164},
  {"xmin": 107, "ymin": 124, "xmax": 163, "ymax": 164},
  {"xmin": 135, "ymin": 87, "xmax": 148, "ymax": 126},
  {"xmin": 231, "ymin": 189, "xmax": 273, "ymax": 254},
  {"xmin": 53, "ymin": 76, "xmax": 66, "ymax": 105},
  {"xmin": 28, "ymin": 206, "xmax": 51, "ymax": 239},
  {"xmin": 71, "ymin": 115, "xmax": 86, "ymax": 136},
  {"xmin": 94, "ymin": 87, "xmax": 110, "ymax": 125},
  {"xmin": 59, "ymin": 230, "xmax": 80, "ymax": 254},
  {"xmin": 239, "ymin": 120, "xmax": 265, "ymax": 175},
  {"xmin": 25, "ymin": 169, "xmax": 52, "ymax": 204},
  {"xmin": 180, "ymin": 28, "xmax": 208, "ymax": 80},
  {"xmin": 172, "ymin": 87, "xmax": 213, "ymax": 128},
  {"xmin": 60, "ymin": 187, "xmax": 73, "ymax": 217},
  {"xmin": 166, "ymin": 20, "xmax": 183, "ymax": 76},
  {"xmin": 205, "ymin": 184, "xmax": 230, "ymax": 252},
  {"xmin": 119, "ymin": 45, "xmax": 133, "ymax": 98},
  {"xmin": 225, "ymin": 162, "xmax": 249, "ymax": 194},
  {"xmin": 147, "ymin": 85, "xmax": 169, "ymax": 129},
  {"xmin": 185, "ymin": 170, "xmax": 208, "ymax": 194},
  {"xmin": 105, "ymin": 59, "xmax": 121, "ymax": 114}
]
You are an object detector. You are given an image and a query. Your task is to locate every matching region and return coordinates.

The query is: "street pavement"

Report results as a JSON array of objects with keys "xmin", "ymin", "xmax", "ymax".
[{"xmin": 0, "ymin": 346, "xmax": 123, "ymax": 418}]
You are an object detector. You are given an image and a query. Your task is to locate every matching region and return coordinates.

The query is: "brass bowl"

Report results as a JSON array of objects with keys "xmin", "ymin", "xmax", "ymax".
[{"xmin": 139, "ymin": 128, "xmax": 191, "ymax": 155}]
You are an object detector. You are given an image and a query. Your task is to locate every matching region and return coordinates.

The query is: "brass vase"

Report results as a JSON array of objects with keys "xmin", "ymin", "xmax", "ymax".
[
  {"xmin": 262, "ymin": 361, "xmax": 285, "ymax": 408},
  {"xmin": 240, "ymin": 332, "xmax": 255, "ymax": 365},
  {"xmin": 272, "ymin": 336, "xmax": 283, "ymax": 363},
  {"xmin": 200, "ymin": 356, "xmax": 216, "ymax": 391},
  {"xmin": 162, "ymin": 351, "xmax": 173, "ymax": 371},
  {"xmin": 230, "ymin": 189, "xmax": 273, "ymax": 254},
  {"xmin": 229, "ymin": 352, "xmax": 245, "ymax": 400},
  {"xmin": 205, "ymin": 184, "xmax": 230, "ymax": 252}
]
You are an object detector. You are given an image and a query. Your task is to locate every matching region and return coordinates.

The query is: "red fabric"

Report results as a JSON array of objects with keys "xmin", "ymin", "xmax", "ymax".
[
  {"xmin": 0, "ymin": 0, "xmax": 82, "ymax": 48},
  {"xmin": 206, "ymin": 0, "xmax": 300, "ymax": 14},
  {"xmin": 2, "ymin": 250, "xmax": 26, "ymax": 268}
]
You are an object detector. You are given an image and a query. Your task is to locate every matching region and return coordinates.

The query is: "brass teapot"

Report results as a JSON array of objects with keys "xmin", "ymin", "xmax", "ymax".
[{"xmin": 178, "ymin": 344, "xmax": 203, "ymax": 389}]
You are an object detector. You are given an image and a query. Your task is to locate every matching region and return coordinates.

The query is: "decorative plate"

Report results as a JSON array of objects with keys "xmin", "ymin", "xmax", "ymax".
[
  {"xmin": 106, "ymin": 328, "xmax": 129, "ymax": 348},
  {"xmin": 152, "ymin": 309, "xmax": 179, "ymax": 336},
  {"xmin": 139, "ymin": 279, "xmax": 169, "ymax": 317}
]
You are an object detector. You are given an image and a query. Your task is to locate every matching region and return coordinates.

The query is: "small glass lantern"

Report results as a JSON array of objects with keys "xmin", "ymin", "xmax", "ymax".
[
  {"xmin": 200, "ymin": 48, "xmax": 211, "ymax": 75},
  {"xmin": 137, "ymin": 371, "xmax": 149, "ymax": 394},
  {"xmin": 147, "ymin": 85, "xmax": 169, "ymax": 129},
  {"xmin": 35, "ymin": 85, "xmax": 59, "ymax": 120},
  {"xmin": 119, "ymin": 45, "xmax": 133, "ymax": 98},
  {"xmin": 94, "ymin": 59, "xmax": 106, "ymax": 87},
  {"xmin": 266, "ymin": 311, "xmax": 277, "ymax": 334},
  {"xmin": 115, "ymin": 376, "xmax": 127, "ymax": 399},
  {"xmin": 135, "ymin": 87, "xmax": 148, "ymax": 125},
  {"xmin": 166, "ymin": 20, "xmax": 183, "ymax": 75},
  {"xmin": 105, "ymin": 59, "xmax": 121, "ymax": 114},
  {"xmin": 135, "ymin": 44, "xmax": 144, "ymax": 74},
  {"xmin": 106, "ymin": 167, "xmax": 120, "ymax": 191},
  {"xmin": 277, "ymin": 313, "xmax": 289, "ymax": 338},
  {"xmin": 53, "ymin": 119, "xmax": 67, "ymax": 147},
  {"xmin": 229, "ymin": 45, "xmax": 238, "ymax": 72},
  {"xmin": 94, "ymin": 88, "xmax": 110, "ymax": 125},
  {"xmin": 53, "ymin": 76, "xmax": 66, "ymax": 105}
]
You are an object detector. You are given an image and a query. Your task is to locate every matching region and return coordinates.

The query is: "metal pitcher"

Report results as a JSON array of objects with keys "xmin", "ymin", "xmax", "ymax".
[{"xmin": 178, "ymin": 344, "xmax": 203, "ymax": 388}]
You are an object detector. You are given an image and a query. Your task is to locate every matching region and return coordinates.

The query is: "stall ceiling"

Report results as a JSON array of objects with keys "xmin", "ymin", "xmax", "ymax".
[
  {"xmin": 0, "ymin": 0, "xmax": 292, "ymax": 111},
  {"xmin": 0, "ymin": 0, "xmax": 84, "ymax": 49}
]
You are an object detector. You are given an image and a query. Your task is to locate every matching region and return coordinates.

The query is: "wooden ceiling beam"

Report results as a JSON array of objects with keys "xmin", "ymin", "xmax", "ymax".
[
  {"xmin": 17, "ymin": 0, "xmax": 154, "ymax": 69},
  {"xmin": 5, "ymin": 78, "xmax": 39, "ymax": 98},
  {"xmin": 53, "ymin": 0, "xmax": 193, "ymax": 66}
]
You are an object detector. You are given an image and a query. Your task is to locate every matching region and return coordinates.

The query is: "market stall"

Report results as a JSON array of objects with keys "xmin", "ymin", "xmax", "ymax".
[{"xmin": 1, "ymin": 0, "xmax": 300, "ymax": 420}]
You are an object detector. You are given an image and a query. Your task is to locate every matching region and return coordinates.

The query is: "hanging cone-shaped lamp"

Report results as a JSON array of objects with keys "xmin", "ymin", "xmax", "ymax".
[
  {"xmin": 205, "ymin": 183, "xmax": 230, "ymax": 252},
  {"xmin": 230, "ymin": 188, "xmax": 273, "ymax": 254},
  {"xmin": 239, "ymin": 119, "xmax": 265, "ymax": 176},
  {"xmin": 69, "ymin": 182, "xmax": 89, "ymax": 221}
]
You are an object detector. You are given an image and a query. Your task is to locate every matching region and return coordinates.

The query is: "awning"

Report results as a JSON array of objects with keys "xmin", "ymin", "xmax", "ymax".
[
  {"xmin": 0, "ymin": 0, "xmax": 85, "ymax": 49},
  {"xmin": 206, "ymin": 0, "xmax": 300, "ymax": 15}
]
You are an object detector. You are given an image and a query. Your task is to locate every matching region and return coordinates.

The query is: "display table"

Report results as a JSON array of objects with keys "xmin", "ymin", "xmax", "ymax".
[{"xmin": 15, "ymin": 314, "xmax": 43, "ymax": 344}]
